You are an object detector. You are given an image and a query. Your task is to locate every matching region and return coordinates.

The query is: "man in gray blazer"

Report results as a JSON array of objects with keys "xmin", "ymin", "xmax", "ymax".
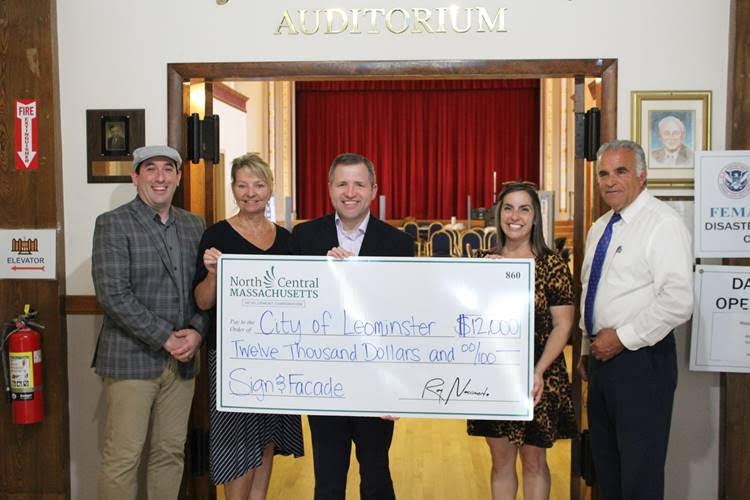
[{"xmin": 92, "ymin": 145, "xmax": 207, "ymax": 500}]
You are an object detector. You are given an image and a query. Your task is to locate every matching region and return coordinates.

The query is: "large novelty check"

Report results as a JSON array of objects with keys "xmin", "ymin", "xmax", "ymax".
[{"xmin": 216, "ymin": 255, "xmax": 534, "ymax": 420}]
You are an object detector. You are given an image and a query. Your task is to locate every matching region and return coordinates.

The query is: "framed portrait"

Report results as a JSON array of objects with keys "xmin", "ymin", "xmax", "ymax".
[
  {"xmin": 86, "ymin": 109, "xmax": 145, "ymax": 183},
  {"xmin": 631, "ymin": 90, "xmax": 711, "ymax": 191},
  {"xmin": 101, "ymin": 116, "xmax": 129, "ymax": 156}
]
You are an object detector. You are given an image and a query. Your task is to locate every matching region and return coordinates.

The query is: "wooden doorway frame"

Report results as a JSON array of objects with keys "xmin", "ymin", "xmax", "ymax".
[{"xmin": 166, "ymin": 59, "xmax": 617, "ymax": 500}]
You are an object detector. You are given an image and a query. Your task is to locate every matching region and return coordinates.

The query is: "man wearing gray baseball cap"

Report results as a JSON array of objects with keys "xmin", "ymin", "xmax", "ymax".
[{"xmin": 91, "ymin": 145, "xmax": 208, "ymax": 499}]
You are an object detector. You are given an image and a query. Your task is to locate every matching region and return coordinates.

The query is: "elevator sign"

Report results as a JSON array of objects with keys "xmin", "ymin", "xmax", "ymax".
[
  {"xmin": 15, "ymin": 100, "xmax": 39, "ymax": 170},
  {"xmin": 0, "ymin": 229, "xmax": 56, "ymax": 280}
]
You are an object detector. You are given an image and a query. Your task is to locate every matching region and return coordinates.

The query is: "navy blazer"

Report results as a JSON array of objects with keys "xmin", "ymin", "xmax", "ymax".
[
  {"xmin": 289, "ymin": 213, "xmax": 415, "ymax": 258},
  {"xmin": 91, "ymin": 197, "xmax": 208, "ymax": 379}
]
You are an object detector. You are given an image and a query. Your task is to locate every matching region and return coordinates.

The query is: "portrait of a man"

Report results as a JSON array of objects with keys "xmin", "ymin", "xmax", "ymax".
[
  {"xmin": 101, "ymin": 117, "xmax": 129, "ymax": 156},
  {"xmin": 648, "ymin": 112, "xmax": 695, "ymax": 168},
  {"xmin": 106, "ymin": 123, "xmax": 126, "ymax": 151}
]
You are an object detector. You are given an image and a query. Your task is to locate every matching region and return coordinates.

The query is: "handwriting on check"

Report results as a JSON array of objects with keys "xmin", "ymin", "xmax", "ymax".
[
  {"xmin": 229, "ymin": 309, "xmax": 522, "ymax": 339},
  {"xmin": 422, "ymin": 377, "xmax": 490, "ymax": 405}
]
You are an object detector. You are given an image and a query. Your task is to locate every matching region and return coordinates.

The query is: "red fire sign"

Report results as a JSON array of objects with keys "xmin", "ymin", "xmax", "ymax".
[{"xmin": 15, "ymin": 100, "xmax": 39, "ymax": 170}]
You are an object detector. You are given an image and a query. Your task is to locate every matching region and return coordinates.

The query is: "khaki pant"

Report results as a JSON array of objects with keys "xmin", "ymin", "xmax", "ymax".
[{"xmin": 98, "ymin": 359, "xmax": 195, "ymax": 500}]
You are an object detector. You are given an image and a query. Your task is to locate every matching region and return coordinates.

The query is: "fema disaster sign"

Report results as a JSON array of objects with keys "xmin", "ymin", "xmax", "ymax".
[
  {"xmin": 695, "ymin": 151, "xmax": 750, "ymax": 257},
  {"xmin": 690, "ymin": 265, "xmax": 750, "ymax": 373},
  {"xmin": 216, "ymin": 255, "xmax": 535, "ymax": 420}
]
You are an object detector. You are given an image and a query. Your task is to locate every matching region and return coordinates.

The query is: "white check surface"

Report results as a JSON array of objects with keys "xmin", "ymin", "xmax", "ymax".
[{"xmin": 217, "ymin": 255, "xmax": 535, "ymax": 419}]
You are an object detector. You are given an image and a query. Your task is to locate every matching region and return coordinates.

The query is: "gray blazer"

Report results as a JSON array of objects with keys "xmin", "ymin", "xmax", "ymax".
[{"xmin": 91, "ymin": 196, "xmax": 208, "ymax": 379}]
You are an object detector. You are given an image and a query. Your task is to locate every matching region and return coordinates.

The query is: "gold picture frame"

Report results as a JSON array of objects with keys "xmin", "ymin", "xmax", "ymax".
[{"xmin": 631, "ymin": 90, "xmax": 711, "ymax": 190}]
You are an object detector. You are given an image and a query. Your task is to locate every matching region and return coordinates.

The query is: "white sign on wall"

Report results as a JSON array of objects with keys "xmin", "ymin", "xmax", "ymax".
[
  {"xmin": 690, "ymin": 265, "xmax": 750, "ymax": 373},
  {"xmin": 695, "ymin": 150, "xmax": 750, "ymax": 257},
  {"xmin": 216, "ymin": 255, "xmax": 535, "ymax": 420},
  {"xmin": 0, "ymin": 229, "xmax": 56, "ymax": 280}
]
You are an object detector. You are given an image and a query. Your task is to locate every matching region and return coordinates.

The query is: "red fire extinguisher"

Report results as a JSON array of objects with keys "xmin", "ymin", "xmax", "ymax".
[{"xmin": 1, "ymin": 305, "xmax": 44, "ymax": 424}]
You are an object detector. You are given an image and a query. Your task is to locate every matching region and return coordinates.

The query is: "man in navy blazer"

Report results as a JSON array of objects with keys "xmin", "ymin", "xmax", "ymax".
[
  {"xmin": 92, "ymin": 145, "xmax": 207, "ymax": 499},
  {"xmin": 290, "ymin": 153, "xmax": 414, "ymax": 500}
]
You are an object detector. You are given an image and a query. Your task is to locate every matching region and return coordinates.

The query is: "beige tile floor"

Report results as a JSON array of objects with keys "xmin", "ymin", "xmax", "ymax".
[{"xmin": 219, "ymin": 349, "xmax": 575, "ymax": 500}]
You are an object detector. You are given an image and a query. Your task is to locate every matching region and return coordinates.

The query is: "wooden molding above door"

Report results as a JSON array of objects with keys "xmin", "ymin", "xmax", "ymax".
[
  {"xmin": 167, "ymin": 60, "xmax": 618, "ymax": 216},
  {"xmin": 165, "ymin": 58, "xmax": 618, "ymax": 500}
]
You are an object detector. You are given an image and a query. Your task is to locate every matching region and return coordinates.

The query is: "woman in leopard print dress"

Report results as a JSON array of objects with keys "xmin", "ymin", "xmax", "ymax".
[{"xmin": 467, "ymin": 182, "xmax": 576, "ymax": 500}]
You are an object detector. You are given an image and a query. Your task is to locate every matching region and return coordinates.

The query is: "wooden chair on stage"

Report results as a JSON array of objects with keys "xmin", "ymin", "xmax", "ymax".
[
  {"xmin": 443, "ymin": 227, "xmax": 462, "ymax": 256},
  {"xmin": 426, "ymin": 230, "xmax": 455, "ymax": 257},
  {"xmin": 482, "ymin": 227, "xmax": 499, "ymax": 253},
  {"xmin": 402, "ymin": 221, "xmax": 422, "ymax": 255},
  {"xmin": 459, "ymin": 229, "xmax": 483, "ymax": 257},
  {"xmin": 403, "ymin": 221, "xmax": 419, "ymax": 240},
  {"xmin": 427, "ymin": 221, "xmax": 444, "ymax": 239}
]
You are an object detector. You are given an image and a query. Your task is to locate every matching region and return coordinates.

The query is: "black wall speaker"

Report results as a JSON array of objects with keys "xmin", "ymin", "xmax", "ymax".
[
  {"xmin": 574, "ymin": 112, "xmax": 586, "ymax": 159},
  {"xmin": 186, "ymin": 113, "xmax": 220, "ymax": 164},
  {"xmin": 584, "ymin": 107, "xmax": 601, "ymax": 161}
]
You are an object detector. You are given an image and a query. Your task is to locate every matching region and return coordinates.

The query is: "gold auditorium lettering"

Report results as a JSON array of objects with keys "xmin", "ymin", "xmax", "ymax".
[
  {"xmin": 450, "ymin": 6, "xmax": 472, "ymax": 33},
  {"xmin": 411, "ymin": 8, "xmax": 434, "ymax": 34},
  {"xmin": 274, "ymin": 7, "xmax": 509, "ymax": 35},
  {"xmin": 363, "ymin": 8, "xmax": 385, "ymax": 34},
  {"xmin": 386, "ymin": 8, "xmax": 410, "ymax": 34},
  {"xmin": 326, "ymin": 8, "xmax": 348, "ymax": 34},
  {"xmin": 435, "ymin": 7, "xmax": 448, "ymax": 33},
  {"xmin": 276, "ymin": 10, "xmax": 298, "ymax": 35},
  {"xmin": 348, "ymin": 9, "xmax": 364, "ymax": 34},
  {"xmin": 478, "ymin": 7, "xmax": 508, "ymax": 32}
]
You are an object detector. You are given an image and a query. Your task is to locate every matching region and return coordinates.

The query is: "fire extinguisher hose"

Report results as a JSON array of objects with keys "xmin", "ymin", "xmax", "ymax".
[{"xmin": 1, "ymin": 322, "xmax": 18, "ymax": 402}]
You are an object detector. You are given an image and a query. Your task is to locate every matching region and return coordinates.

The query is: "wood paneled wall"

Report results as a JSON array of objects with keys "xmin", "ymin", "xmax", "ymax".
[
  {"xmin": 0, "ymin": 1, "xmax": 744, "ymax": 497},
  {"xmin": 0, "ymin": 1, "xmax": 69, "ymax": 498},
  {"xmin": 723, "ymin": 2, "xmax": 750, "ymax": 498}
]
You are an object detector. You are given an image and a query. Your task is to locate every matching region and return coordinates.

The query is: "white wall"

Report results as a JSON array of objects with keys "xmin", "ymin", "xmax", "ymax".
[
  {"xmin": 667, "ymin": 323, "xmax": 720, "ymax": 500},
  {"xmin": 214, "ymin": 98, "xmax": 247, "ymax": 217},
  {"xmin": 59, "ymin": 0, "xmax": 731, "ymax": 294},
  {"xmin": 67, "ymin": 315, "xmax": 104, "ymax": 500},
  {"xmin": 235, "ymin": 81, "xmax": 267, "ymax": 157},
  {"xmin": 57, "ymin": 1, "xmax": 728, "ymax": 498}
]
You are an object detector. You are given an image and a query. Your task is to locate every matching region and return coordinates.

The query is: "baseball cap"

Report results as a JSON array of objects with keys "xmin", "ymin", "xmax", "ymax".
[{"xmin": 132, "ymin": 145, "xmax": 182, "ymax": 171}]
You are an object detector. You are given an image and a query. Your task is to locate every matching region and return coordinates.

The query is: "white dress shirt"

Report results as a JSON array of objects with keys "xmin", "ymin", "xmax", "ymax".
[
  {"xmin": 580, "ymin": 189, "xmax": 694, "ymax": 353},
  {"xmin": 335, "ymin": 212, "xmax": 370, "ymax": 256}
]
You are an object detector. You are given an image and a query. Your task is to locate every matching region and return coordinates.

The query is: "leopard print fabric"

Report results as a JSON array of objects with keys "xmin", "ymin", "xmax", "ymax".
[{"xmin": 467, "ymin": 252, "xmax": 578, "ymax": 447}]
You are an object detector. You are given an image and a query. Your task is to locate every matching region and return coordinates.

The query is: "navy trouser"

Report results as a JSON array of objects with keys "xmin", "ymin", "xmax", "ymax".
[
  {"xmin": 587, "ymin": 332, "xmax": 677, "ymax": 500},
  {"xmin": 309, "ymin": 415, "xmax": 395, "ymax": 500}
]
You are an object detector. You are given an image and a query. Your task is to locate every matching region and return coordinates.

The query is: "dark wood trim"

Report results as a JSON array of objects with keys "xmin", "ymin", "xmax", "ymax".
[
  {"xmin": 203, "ymin": 83, "xmax": 216, "ymax": 225},
  {"xmin": 168, "ymin": 59, "xmax": 618, "ymax": 81},
  {"xmin": 168, "ymin": 65, "xmax": 187, "ymax": 208},
  {"xmin": 165, "ymin": 57, "xmax": 618, "ymax": 232},
  {"xmin": 166, "ymin": 58, "xmax": 618, "ymax": 500},
  {"xmin": 597, "ymin": 60, "xmax": 618, "ymax": 219},
  {"xmin": 0, "ymin": 0, "xmax": 70, "ymax": 497},
  {"xmin": 213, "ymin": 82, "xmax": 248, "ymax": 113},
  {"xmin": 570, "ymin": 77, "xmax": 586, "ymax": 500},
  {"xmin": 64, "ymin": 295, "xmax": 101, "ymax": 315},
  {"xmin": 722, "ymin": 2, "xmax": 750, "ymax": 499},
  {"xmin": 167, "ymin": 66, "xmax": 185, "ymax": 154}
]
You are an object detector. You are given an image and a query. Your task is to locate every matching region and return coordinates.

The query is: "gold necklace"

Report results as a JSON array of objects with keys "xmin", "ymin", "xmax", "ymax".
[{"xmin": 234, "ymin": 216, "xmax": 272, "ymax": 235}]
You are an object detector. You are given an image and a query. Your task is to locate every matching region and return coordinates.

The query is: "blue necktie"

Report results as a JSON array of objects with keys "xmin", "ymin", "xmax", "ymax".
[{"xmin": 584, "ymin": 212, "xmax": 621, "ymax": 336}]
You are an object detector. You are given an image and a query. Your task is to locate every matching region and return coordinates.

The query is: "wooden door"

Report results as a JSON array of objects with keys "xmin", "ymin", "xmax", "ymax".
[
  {"xmin": 166, "ymin": 61, "xmax": 619, "ymax": 500},
  {"xmin": 176, "ymin": 81, "xmax": 217, "ymax": 500}
]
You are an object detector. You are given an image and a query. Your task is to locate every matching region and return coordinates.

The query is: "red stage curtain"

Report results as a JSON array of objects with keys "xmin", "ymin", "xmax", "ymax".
[{"xmin": 295, "ymin": 79, "xmax": 539, "ymax": 220}]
